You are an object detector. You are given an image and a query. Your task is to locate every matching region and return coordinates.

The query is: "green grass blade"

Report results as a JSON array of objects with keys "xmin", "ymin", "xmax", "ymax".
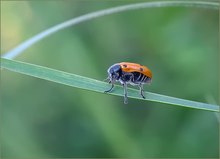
[
  {"xmin": 3, "ymin": 1, "xmax": 219, "ymax": 59},
  {"xmin": 1, "ymin": 58, "xmax": 219, "ymax": 112}
]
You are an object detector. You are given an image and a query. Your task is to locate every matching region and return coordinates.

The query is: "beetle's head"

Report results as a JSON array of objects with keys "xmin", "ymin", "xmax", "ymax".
[{"xmin": 107, "ymin": 64, "xmax": 122, "ymax": 82}]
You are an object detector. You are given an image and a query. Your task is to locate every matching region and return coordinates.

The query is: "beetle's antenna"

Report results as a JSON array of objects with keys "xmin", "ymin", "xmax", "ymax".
[{"xmin": 103, "ymin": 77, "xmax": 109, "ymax": 82}]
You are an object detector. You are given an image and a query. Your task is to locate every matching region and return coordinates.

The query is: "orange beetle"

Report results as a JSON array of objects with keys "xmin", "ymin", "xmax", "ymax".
[{"xmin": 105, "ymin": 62, "xmax": 152, "ymax": 104}]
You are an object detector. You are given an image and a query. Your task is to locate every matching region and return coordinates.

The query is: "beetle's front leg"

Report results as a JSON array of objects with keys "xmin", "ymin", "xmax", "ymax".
[{"xmin": 104, "ymin": 81, "xmax": 114, "ymax": 93}]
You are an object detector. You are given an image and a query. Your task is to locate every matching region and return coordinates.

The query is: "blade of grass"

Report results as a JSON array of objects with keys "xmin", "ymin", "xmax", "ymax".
[
  {"xmin": 1, "ymin": 58, "xmax": 219, "ymax": 112},
  {"xmin": 2, "ymin": 1, "xmax": 219, "ymax": 59}
]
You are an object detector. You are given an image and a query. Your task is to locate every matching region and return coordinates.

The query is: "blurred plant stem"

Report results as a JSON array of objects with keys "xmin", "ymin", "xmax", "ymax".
[{"xmin": 2, "ymin": 1, "xmax": 218, "ymax": 59}]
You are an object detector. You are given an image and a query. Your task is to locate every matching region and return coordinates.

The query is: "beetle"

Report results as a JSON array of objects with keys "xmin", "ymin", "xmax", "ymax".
[{"xmin": 104, "ymin": 62, "xmax": 152, "ymax": 104}]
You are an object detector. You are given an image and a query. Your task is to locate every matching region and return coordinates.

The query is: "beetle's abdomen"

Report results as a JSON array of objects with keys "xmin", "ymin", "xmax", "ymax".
[
  {"xmin": 132, "ymin": 72, "xmax": 151, "ymax": 84},
  {"xmin": 121, "ymin": 71, "xmax": 151, "ymax": 84}
]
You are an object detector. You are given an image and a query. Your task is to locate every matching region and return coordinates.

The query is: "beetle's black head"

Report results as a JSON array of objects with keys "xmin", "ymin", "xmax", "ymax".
[{"xmin": 107, "ymin": 64, "xmax": 122, "ymax": 82}]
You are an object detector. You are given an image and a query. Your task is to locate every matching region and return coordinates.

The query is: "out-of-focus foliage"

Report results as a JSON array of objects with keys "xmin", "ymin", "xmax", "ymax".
[{"xmin": 1, "ymin": 1, "xmax": 219, "ymax": 158}]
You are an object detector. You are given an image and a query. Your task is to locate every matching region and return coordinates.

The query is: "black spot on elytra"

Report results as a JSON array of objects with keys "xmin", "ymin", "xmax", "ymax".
[
  {"xmin": 140, "ymin": 68, "xmax": 144, "ymax": 71},
  {"xmin": 123, "ymin": 64, "xmax": 127, "ymax": 68}
]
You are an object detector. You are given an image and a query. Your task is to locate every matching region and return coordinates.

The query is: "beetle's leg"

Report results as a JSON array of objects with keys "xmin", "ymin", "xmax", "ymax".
[
  {"xmin": 139, "ymin": 84, "xmax": 145, "ymax": 99},
  {"xmin": 104, "ymin": 82, "xmax": 114, "ymax": 93},
  {"xmin": 130, "ymin": 73, "xmax": 135, "ymax": 83},
  {"xmin": 123, "ymin": 83, "xmax": 128, "ymax": 104}
]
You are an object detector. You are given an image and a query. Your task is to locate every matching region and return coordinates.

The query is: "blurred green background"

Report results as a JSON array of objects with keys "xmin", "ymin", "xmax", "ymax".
[{"xmin": 1, "ymin": 0, "xmax": 219, "ymax": 158}]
